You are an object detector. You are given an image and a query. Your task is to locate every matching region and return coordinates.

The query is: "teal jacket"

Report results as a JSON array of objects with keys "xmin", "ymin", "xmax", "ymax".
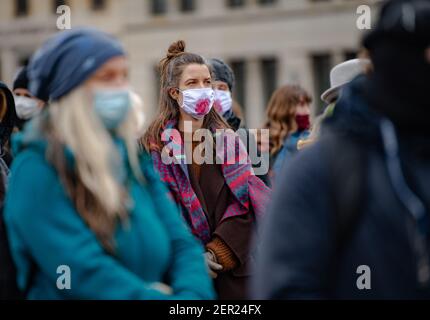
[
  {"xmin": 272, "ymin": 130, "xmax": 310, "ymax": 178},
  {"xmin": 4, "ymin": 127, "xmax": 215, "ymax": 300}
]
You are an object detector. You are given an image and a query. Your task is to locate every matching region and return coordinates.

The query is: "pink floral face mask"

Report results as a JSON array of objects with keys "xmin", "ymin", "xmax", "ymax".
[
  {"xmin": 178, "ymin": 88, "xmax": 215, "ymax": 119},
  {"xmin": 214, "ymin": 89, "xmax": 233, "ymax": 116}
]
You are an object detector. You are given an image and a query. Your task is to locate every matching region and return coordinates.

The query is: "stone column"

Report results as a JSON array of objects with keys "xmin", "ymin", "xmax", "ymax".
[
  {"xmin": 278, "ymin": 52, "xmax": 301, "ymax": 86},
  {"xmin": 167, "ymin": 0, "xmax": 178, "ymax": 18},
  {"xmin": 332, "ymin": 50, "xmax": 345, "ymax": 66},
  {"xmin": 1, "ymin": 48, "xmax": 18, "ymax": 86},
  {"xmin": 199, "ymin": 0, "xmax": 224, "ymax": 16},
  {"xmin": 277, "ymin": 52, "xmax": 316, "ymax": 115},
  {"xmin": 278, "ymin": 52, "xmax": 313, "ymax": 96},
  {"xmin": 245, "ymin": 58, "xmax": 265, "ymax": 129}
]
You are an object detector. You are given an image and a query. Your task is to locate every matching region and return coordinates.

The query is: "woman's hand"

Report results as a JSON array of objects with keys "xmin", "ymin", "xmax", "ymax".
[{"xmin": 204, "ymin": 251, "xmax": 223, "ymax": 279}]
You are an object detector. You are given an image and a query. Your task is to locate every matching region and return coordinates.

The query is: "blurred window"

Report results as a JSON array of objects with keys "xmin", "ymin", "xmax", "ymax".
[
  {"xmin": 91, "ymin": 0, "xmax": 106, "ymax": 11},
  {"xmin": 227, "ymin": 0, "xmax": 245, "ymax": 8},
  {"xmin": 312, "ymin": 53, "xmax": 332, "ymax": 113},
  {"xmin": 180, "ymin": 0, "xmax": 195, "ymax": 12},
  {"xmin": 15, "ymin": 0, "xmax": 29, "ymax": 17},
  {"xmin": 230, "ymin": 60, "xmax": 247, "ymax": 111},
  {"xmin": 261, "ymin": 58, "xmax": 278, "ymax": 107},
  {"xmin": 151, "ymin": 0, "xmax": 167, "ymax": 15},
  {"xmin": 18, "ymin": 55, "xmax": 30, "ymax": 67},
  {"xmin": 258, "ymin": 0, "xmax": 277, "ymax": 5},
  {"xmin": 53, "ymin": 0, "xmax": 67, "ymax": 13},
  {"xmin": 344, "ymin": 51, "xmax": 358, "ymax": 61}
]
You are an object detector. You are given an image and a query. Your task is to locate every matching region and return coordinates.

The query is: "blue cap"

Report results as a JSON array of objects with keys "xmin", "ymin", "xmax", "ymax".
[{"xmin": 28, "ymin": 28, "xmax": 126, "ymax": 102}]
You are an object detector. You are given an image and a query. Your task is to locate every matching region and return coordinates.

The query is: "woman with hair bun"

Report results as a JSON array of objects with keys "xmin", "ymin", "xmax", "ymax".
[{"xmin": 142, "ymin": 40, "xmax": 271, "ymax": 300}]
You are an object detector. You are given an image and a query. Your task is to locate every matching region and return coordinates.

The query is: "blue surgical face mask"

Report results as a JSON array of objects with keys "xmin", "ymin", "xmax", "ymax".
[{"xmin": 93, "ymin": 89, "xmax": 131, "ymax": 130}]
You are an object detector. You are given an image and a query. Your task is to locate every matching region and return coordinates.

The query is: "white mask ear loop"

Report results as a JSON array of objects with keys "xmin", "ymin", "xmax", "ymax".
[{"xmin": 174, "ymin": 87, "xmax": 185, "ymax": 109}]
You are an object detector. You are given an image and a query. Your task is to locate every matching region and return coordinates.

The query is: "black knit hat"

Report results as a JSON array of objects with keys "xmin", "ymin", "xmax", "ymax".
[
  {"xmin": 13, "ymin": 66, "xmax": 29, "ymax": 91},
  {"xmin": 363, "ymin": 0, "xmax": 430, "ymax": 50},
  {"xmin": 210, "ymin": 58, "xmax": 235, "ymax": 92}
]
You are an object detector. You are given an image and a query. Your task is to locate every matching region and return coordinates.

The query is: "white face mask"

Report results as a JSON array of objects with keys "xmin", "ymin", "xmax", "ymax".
[
  {"xmin": 14, "ymin": 96, "xmax": 41, "ymax": 120},
  {"xmin": 214, "ymin": 90, "xmax": 233, "ymax": 115},
  {"xmin": 179, "ymin": 88, "xmax": 215, "ymax": 120}
]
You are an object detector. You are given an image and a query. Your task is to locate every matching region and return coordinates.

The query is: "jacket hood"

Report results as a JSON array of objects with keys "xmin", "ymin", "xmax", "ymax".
[{"xmin": 322, "ymin": 75, "xmax": 384, "ymax": 143}]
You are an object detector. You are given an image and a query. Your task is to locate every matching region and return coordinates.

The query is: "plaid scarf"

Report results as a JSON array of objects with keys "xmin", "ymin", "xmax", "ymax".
[{"xmin": 150, "ymin": 119, "xmax": 271, "ymax": 244}]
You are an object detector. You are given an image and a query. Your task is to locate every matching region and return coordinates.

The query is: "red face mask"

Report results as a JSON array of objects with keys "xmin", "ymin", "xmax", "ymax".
[{"xmin": 295, "ymin": 114, "xmax": 310, "ymax": 131}]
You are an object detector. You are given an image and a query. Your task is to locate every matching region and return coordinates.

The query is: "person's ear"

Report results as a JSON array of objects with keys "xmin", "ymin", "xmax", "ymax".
[
  {"xmin": 169, "ymin": 87, "xmax": 179, "ymax": 101},
  {"xmin": 426, "ymin": 47, "xmax": 430, "ymax": 63}
]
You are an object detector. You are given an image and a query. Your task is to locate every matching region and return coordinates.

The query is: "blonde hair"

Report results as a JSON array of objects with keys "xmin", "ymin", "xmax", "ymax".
[
  {"xmin": 130, "ymin": 91, "xmax": 146, "ymax": 138},
  {"xmin": 42, "ymin": 87, "xmax": 142, "ymax": 252}
]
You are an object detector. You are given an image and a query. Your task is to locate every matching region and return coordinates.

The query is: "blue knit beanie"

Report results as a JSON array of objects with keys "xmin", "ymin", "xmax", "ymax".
[{"xmin": 28, "ymin": 28, "xmax": 125, "ymax": 102}]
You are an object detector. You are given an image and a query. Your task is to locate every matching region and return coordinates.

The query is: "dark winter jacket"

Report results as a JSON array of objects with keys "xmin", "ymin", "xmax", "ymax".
[
  {"xmin": 253, "ymin": 75, "xmax": 430, "ymax": 299},
  {"xmin": 4, "ymin": 124, "xmax": 215, "ymax": 300}
]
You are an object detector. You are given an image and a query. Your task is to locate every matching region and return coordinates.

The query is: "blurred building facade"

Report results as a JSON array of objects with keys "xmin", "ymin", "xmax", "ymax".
[{"xmin": 0, "ymin": 0, "xmax": 380, "ymax": 128}]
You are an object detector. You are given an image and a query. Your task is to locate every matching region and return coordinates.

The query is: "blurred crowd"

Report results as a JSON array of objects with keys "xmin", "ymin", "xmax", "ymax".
[{"xmin": 0, "ymin": 0, "xmax": 429, "ymax": 300}]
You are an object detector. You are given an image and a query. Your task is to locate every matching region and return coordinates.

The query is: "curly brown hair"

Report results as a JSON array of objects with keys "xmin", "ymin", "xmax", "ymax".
[{"xmin": 263, "ymin": 85, "xmax": 312, "ymax": 157}]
